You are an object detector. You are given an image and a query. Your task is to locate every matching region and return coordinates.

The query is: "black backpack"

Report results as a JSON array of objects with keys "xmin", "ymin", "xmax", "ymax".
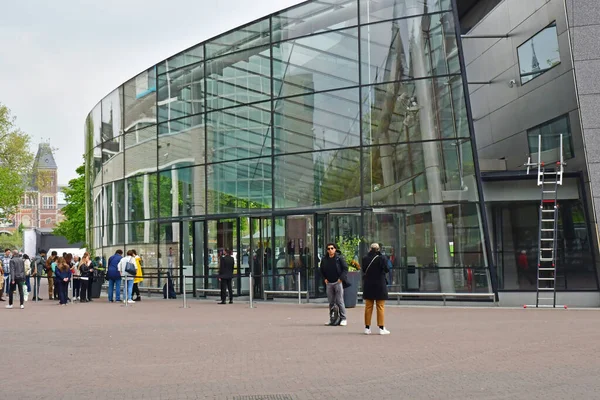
[{"xmin": 329, "ymin": 304, "xmax": 341, "ymax": 326}]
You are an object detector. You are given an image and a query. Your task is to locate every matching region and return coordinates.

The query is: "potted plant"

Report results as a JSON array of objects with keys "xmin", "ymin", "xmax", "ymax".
[{"xmin": 337, "ymin": 235, "xmax": 361, "ymax": 308}]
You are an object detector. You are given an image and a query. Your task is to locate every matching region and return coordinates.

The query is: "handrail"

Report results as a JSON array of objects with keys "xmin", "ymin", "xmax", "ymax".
[{"xmin": 357, "ymin": 291, "xmax": 496, "ymax": 306}]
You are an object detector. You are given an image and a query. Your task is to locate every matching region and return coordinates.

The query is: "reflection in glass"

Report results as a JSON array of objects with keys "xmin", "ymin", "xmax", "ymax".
[
  {"xmin": 157, "ymin": 63, "xmax": 205, "ymax": 123},
  {"xmin": 206, "ymin": 47, "xmax": 271, "ymax": 110},
  {"xmin": 158, "ymin": 165, "xmax": 206, "ymax": 218},
  {"xmin": 273, "ymin": 0, "xmax": 357, "ymax": 42},
  {"xmin": 126, "ymin": 174, "xmax": 157, "ymax": 221},
  {"xmin": 274, "ymin": 148, "xmax": 361, "ymax": 209},
  {"xmin": 205, "ymin": 18, "xmax": 270, "ymax": 59},
  {"xmin": 362, "ymin": 78, "xmax": 469, "ymax": 145},
  {"xmin": 359, "ymin": 0, "xmax": 452, "ymax": 25},
  {"xmin": 517, "ymin": 22, "xmax": 560, "ymax": 84},
  {"xmin": 207, "ymin": 102, "xmax": 271, "ymax": 162},
  {"xmin": 158, "ymin": 44, "xmax": 203, "ymax": 74},
  {"xmin": 158, "ymin": 115, "xmax": 205, "ymax": 167},
  {"xmin": 101, "ymin": 88, "xmax": 123, "ymax": 142},
  {"xmin": 124, "ymin": 67, "xmax": 157, "ymax": 130},
  {"xmin": 124, "ymin": 126, "xmax": 157, "ymax": 176},
  {"xmin": 527, "ymin": 114, "xmax": 573, "ymax": 160},
  {"xmin": 274, "ymin": 88, "xmax": 360, "ymax": 154},
  {"xmin": 360, "ymin": 13, "xmax": 458, "ymax": 86},
  {"xmin": 272, "ymin": 28, "xmax": 359, "ymax": 97},
  {"xmin": 207, "ymin": 158, "xmax": 272, "ymax": 214}
]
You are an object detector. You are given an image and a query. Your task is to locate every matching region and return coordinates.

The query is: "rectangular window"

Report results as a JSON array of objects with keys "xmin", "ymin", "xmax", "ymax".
[
  {"xmin": 42, "ymin": 196, "xmax": 55, "ymax": 209},
  {"xmin": 527, "ymin": 114, "xmax": 573, "ymax": 160},
  {"xmin": 517, "ymin": 22, "xmax": 560, "ymax": 84}
]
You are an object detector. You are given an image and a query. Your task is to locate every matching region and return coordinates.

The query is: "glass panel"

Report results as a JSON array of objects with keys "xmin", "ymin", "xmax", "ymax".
[
  {"xmin": 359, "ymin": 0, "xmax": 452, "ymax": 25},
  {"xmin": 157, "ymin": 63, "xmax": 205, "ymax": 123},
  {"xmin": 517, "ymin": 22, "xmax": 560, "ymax": 84},
  {"xmin": 158, "ymin": 44, "xmax": 204, "ymax": 74},
  {"xmin": 158, "ymin": 165, "xmax": 206, "ymax": 218},
  {"xmin": 101, "ymin": 88, "xmax": 123, "ymax": 142},
  {"xmin": 206, "ymin": 47, "xmax": 271, "ymax": 110},
  {"xmin": 274, "ymin": 148, "xmax": 361, "ymax": 209},
  {"xmin": 91, "ymin": 103, "xmax": 102, "ymax": 147},
  {"xmin": 272, "ymin": 0, "xmax": 358, "ymax": 42},
  {"xmin": 206, "ymin": 219, "xmax": 238, "ymax": 291},
  {"xmin": 126, "ymin": 220, "xmax": 157, "ymax": 246},
  {"xmin": 102, "ymin": 136, "xmax": 123, "ymax": 183},
  {"xmin": 362, "ymin": 78, "xmax": 469, "ymax": 146},
  {"xmin": 105, "ymin": 180, "xmax": 126, "ymax": 245},
  {"xmin": 280, "ymin": 215, "xmax": 314, "ymax": 292},
  {"xmin": 360, "ymin": 13, "xmax": 459, "ymax": 86},
  {"xmin": 207, "ymin": 102, "xmax": 272, "ymax": 163},
  {"xmin": 527, "ymin": 114, "xmax": 573, "ymax": 160},
  {"xmin": 124, "ymin": 126, "xmax": 157, "ymax": 176},
  {"xmin": 272, "ymin": 28, "xmax": 359, "ymax": 97},
  {"xmin": 365, "ymin": 203, "xmax": 490, "ymax": 293},
  {"xmin": 92, "ymin": 146, "xmax": 102, "ymax": 188},
  {"xmin": 124, "ymin": 67, "xmax": 157, "ymax": 130},
  {"xmin": 207, "ymin": 157, "xmax": 272, "ymax": 214},
  {"xmin": 206, "ymin": 18, "xmax": 270, "ymax": 59},
  {"xmin": 274, "ymin": 88, "xmax": 360, "ymax": 154},
  {"xmin": 159, "ymin": 223, "xmax": 180, "ymax": 292},
  {"xmin": 125, "ymin": 174, "xmax": 157, "ymax": 221},
  {"xmin": 363, "ymin": 140, "xmax": 477, "ymax": 206},
  {"xmin": 249, "ymin": 217, "xmax": 273, "ymax": 297},
  {"xmin": 158, "ymin": 115, "xmax": 205, "ymax": 166}
]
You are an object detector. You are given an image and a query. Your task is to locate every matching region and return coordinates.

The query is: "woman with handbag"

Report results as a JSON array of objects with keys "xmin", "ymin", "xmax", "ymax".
[
  {"xmin": 117, "ymin": 250, "xmax": 136, "ymax": 304},
  {"xmin": 79, "ymin": 253, "xmax": 93, "ymax": 302},
  {"xmin": 362, "ymin": 243, "xmax": 390, "ymax": 335}
]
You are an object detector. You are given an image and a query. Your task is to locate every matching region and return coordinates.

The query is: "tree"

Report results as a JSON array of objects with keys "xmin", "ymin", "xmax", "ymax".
[
  {"xmin": 54, "ymin": 163, "xmax": 86, "ymax": 245},
  {"xmin": 0, "ymin": 103, "xmax": 34, "ymax": 221}
]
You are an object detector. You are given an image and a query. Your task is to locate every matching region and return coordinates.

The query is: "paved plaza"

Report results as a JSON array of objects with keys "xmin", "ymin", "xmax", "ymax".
[{"xmin": 3, "ymin": 292, "xmax": 600, "ymax": 400}]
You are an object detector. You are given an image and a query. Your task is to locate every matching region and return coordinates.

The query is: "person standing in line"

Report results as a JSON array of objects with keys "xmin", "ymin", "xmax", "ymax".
[
  {"xmin": 131, "ymin": 249, "xmax": 143, "ymax": 302},
  {"xmin": 46, "ymin": 251, "xmax": 58, "ymax": 300},
  {"xmin": 362, "ymin": 243, "xmax": 390, "ymax": 335},
  {"xmin": 31, "ymin": 250, "xmax": 46, "ymax": 301},
  {"xmin": 3, "ymin": 249, "xmax": 11, "ymax": 297},
  {"xmin": 6, "ymin": 250, "xmax": 25, "ymax": 309},
  {"xmin": 218, "ymin": 248, "xmax": 235, "ymax": 304},
  {"xmin": 319, "ymin": 243, "xmax": 348, "ymax": 326},
  {"xmin": 117, "ymin": 250, "xmax": 136, "ymax": 304},
  {"xmin": 106, "ymin": 250, "xmax": 123, "ymax": 303},
  {"xmin": 78, "ymin": 253, "xmax": 92, "ymax": 302},
  {"xmin": 54, "ymin": 257, "xmax": 71, "ymax": 306},
  {"xmin": 71, "ymin": 256, "xmax": 81, "ymax": 300},
  {"xmin": 23, "ymin": 254, "xmax": 31, "ymax": 302},
  {"xmin": 0, "ymin": 256, "xmax": 4, "ymax": 302}
]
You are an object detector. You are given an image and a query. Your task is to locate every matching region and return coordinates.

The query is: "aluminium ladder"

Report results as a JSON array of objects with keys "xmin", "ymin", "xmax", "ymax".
[{"xmin": 524, "ymin": 135, "xmax": 567, "ymax": 309}]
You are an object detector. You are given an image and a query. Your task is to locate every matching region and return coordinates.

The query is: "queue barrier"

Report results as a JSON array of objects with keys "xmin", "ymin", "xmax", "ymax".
[{"xmin": 357, "ymin": 291, "xmax": 497, "ymax": 306}]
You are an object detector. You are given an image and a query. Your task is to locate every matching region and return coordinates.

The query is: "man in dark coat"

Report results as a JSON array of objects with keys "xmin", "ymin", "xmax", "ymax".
[
  {"xmin": 218, "ymin": 249, "xmax": 235, "ymax": 304},
  {"xmin": 362, "ymin": 243, "xmax": 390, "ymax": 335}
]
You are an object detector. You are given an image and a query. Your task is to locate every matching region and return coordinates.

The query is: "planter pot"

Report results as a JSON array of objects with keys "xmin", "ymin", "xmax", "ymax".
[{"xmin": 343, "ymin": 271, "xmax": 361, "ymax": 308}]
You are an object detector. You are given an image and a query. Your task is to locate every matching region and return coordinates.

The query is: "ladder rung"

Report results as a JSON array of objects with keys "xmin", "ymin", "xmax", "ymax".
[
  {"xmin": 540, "ymin": 258, "xmax": 554, "ymax": 261},
  {"xmin": 538, "ymin": 298, "xmax": 555, "ymax": 300},
  {"xmin": 540, "ymin": 248, "xmax": 554, "ymax": 251},
  {"xmin": 541, "ymin": 219, "xmax": 554, "ymax": 222},
  {"xmin": 543, "ymin": 190, "xmax": 556, "ymax": 193},
  {"xmin": 538, "ymin": 288, "xmax": 555, "ymax": 291},
  {"xmin": 538, "ymin": 278, "xmax": 555, "ymax": 281},
  {"xmin": 539, "ymin": 268, "xmax": 555, "ymax": 271},
  {"xmin": 541, "ymin": 238, "xmax": 554, "ymax": 241},
  {"xmin": 541, "ymin": 229, "xmax": 554, "ymax": 231},
  {"xmin": 542, "ymin": 210, "xmax": 555, "ymax": 212}
]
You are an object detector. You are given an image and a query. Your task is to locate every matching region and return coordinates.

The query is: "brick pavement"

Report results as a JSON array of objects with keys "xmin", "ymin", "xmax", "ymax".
[{"xmin": 2, "ymin": 291, "xmax": 600, "ymax": 400}]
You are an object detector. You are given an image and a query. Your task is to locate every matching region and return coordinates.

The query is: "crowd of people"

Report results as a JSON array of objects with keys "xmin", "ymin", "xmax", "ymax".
[{"xmin": 2, "ymin": 242, "xmax": 391, "ymax": 335}]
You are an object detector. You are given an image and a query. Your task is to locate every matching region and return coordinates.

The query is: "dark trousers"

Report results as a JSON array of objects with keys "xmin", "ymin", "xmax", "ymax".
[
  {"xmin": 221, "ymin": 278, "xmax": 233, "ymax": 302},
  {"xmin": 57, "ymin": 281, "xmax": 68, "ymax": 304},
  {"xmin": 79, "ymin": 279, "xmax": 89, "ymax": 301},
  {"xmin": 9, "ymin": 279, "xmax": 24, "ymax": 306},
  {"xmin": 132, "ymin": 283, "xmax": 140, "ymax": 298},
  {"xmin": 72, "ymin": 279, "xmax": 80, "ymax": 298}
]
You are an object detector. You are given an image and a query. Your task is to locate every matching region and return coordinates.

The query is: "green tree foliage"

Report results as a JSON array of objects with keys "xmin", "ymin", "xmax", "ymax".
[
  {"xmin": 53, "ymin": 164, "xmax": 86, "ymax": 244},
  {"xmin": 0, "ymin": 104, "xmax": 34, "ymax": 221}
]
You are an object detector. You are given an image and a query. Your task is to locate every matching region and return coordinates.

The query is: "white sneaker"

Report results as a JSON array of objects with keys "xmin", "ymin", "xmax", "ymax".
[
  {"xmin": 5, "ymin": 305, "xmax": 12, "ymax": 309},
  {"xmin": 127, "ymin": 299, "xmax": 135, "ymax": 304},
  {"xmin": 364, "ymin": 328, "xmax": 371, "ymax": 335},
  {"xmin": 340, "ymin": 319, "xmax": 347, "ymax": 326},
  {"xmin": 20, "ymin": 305, "xmax": 24, "ymax": 309},
  {"xmin": 379, "ymin": 327, "xmax": 391, "ymax": 335}
]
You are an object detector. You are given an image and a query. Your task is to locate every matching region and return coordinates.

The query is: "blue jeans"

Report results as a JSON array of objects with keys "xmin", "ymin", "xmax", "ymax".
[
  {"xmin": 25, "ymin": 276, "xmax": 31, "ymax": 293},
  {"xmin": 126, "ymin": 278, "xmax": 134, "ymax": 301},
  {"xmin": 108, "ymin": 278, "xmax": 122, "ymax": 302}
]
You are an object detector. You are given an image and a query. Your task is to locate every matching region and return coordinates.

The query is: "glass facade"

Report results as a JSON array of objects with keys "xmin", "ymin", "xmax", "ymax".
[{"xmin": 85, "ymin": 0, "xmax": 494, "ymax": 298}]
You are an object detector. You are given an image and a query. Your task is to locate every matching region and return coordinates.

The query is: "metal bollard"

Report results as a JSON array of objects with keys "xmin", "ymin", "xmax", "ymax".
[
  {"xmin": 249, "ymin": 272, "xmax": 253, "ymax": 309},
  {"xmin": 183, "ymin": 276, "xmax": 187, "ymax": 309},
  {"xmin": 34, "ymin": 277, "xmax": 38, "ymax": 303},
  {"xmin": 124, "ymin": 275, "xmax": 128, "ymax": 307},
  {"xmin": 297, "ymin": 271, "xmax": 301, "ymax": 305}
]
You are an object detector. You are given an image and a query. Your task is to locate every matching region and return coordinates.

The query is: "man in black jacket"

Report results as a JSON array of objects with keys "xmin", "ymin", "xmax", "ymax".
[
  {"xmin": 218, "ymin": 249, "xmax": 235, "ymax": 304},
  {"xmin": 319, "ymin": 243, "xmax": 348, "ymax": 326},
  {"xmin": 6, "ymin": 250, "xmax": 25, "ymax": 309}
]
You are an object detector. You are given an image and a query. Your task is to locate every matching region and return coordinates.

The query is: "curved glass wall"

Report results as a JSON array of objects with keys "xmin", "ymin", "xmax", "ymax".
[{"xmin": 85, "ymin": 0, "xmax": 494, "ymax": 297}]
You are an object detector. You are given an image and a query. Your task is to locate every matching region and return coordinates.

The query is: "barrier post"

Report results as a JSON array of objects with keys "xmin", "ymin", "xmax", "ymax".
[
  {"xmin": 34, "ymin": 276, "xmax": 38, "ymax": 303},
  {"xmin": 124, "ymin": 275, "xmax": 128, "ymax": 307},
  {"xmin": 297, "ymin": 271, "xmax": 301, "ymax": 305},
  {"xmin": 249, "ymin": 272, "xmax": 253, "ymax": 309},
  {"xmin": 183, "ymin": 276, "xmax": 187, "ymax": 309}
]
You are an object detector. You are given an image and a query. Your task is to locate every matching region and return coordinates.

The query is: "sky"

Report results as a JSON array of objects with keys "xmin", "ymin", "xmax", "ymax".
[{"xmin": 0, "ymin": 0, "xmax": 305, "ymax": 185}]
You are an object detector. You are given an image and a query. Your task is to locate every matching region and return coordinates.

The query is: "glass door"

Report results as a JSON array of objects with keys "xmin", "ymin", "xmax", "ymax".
[
  {"xmin": 249, "ymin": 216, "xmax": 272, "ymax": 299},
  {"xmin": 206, "ymin": 219, "xmax": 238, "ymax": 293}
]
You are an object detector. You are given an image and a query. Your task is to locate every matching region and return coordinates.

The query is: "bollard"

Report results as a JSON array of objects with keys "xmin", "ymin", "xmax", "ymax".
[
  {"xmin": 124, "ymin": 275, "xmax": 128, "ymax": 307},
  {"xmin": 297, "ymin": 271, "xmax": 301, "ymax": 305},
  {"xmin": 183, "ymin": 276, "xmax": 187, "ymax": 309},
  {"xmin": 34, "ymin": 277, "xmax": 38, "ymax": 303},
  {"xmin": 249, "ymin": 272, "xmax": 253, "ymax": 309}
]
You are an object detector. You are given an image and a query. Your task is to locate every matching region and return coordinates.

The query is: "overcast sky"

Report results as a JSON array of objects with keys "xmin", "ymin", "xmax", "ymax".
[{"xmin": 0, "ymin": 0, "xmax": 304, "ymax": 184}]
